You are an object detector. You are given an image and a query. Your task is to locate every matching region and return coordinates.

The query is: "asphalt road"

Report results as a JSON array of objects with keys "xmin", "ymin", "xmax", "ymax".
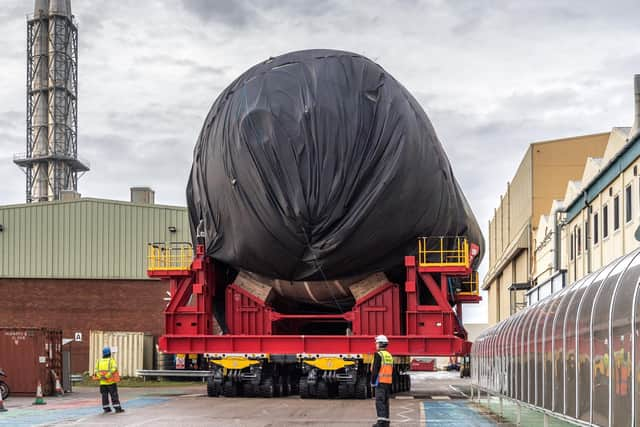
[{"xmin": 0, "ymin": 372, "xmax": 492, "ymax": 427}]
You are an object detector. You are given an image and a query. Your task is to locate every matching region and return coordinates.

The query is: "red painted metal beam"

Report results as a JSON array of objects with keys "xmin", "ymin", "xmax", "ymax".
[{"xmin": 158, "ymin": 334, "xmax": 469, "ymax": 356}]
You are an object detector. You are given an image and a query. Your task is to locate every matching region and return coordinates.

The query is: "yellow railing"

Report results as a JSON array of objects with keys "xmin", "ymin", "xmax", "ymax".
[
  {"xmin": 147, "ymin": 242, "xmax": 193, "ymax": 271},
  {"xmin": 418, "ymin": 236, "xmax": 469, "ymax": 267},
  {"xmin": 459, "ymin": 271, "xmax": 479, "ymax": 296}
]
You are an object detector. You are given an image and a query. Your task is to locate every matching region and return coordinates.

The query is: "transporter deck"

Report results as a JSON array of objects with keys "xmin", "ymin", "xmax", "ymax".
[{"xmin": 148, "ymin": 236, "xmax": 481, "ymax": 398}]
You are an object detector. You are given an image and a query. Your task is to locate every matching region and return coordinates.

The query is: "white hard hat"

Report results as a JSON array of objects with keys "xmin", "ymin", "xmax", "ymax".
[{"xmin": 375, "ymin": 335, "xmax": 389, "ymax": 344}]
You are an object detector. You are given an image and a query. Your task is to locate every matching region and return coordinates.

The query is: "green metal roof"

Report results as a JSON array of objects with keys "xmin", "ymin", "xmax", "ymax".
[
  {"xmin": 565, "ymin": 133, "xmax": 640, "ymax": 222},
  {"xmin": 0, "ymin": 198, "xmax": 190, "ymax": 280}
]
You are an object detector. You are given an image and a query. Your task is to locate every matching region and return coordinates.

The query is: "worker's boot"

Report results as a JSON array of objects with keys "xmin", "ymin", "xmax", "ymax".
[
  {"xmin": 103, "ymin": 408, "xmax": 112, "ymax": 414},
  {"xmin": 115, "ymin": 408, "xmax": 125, "ymax": 413}
]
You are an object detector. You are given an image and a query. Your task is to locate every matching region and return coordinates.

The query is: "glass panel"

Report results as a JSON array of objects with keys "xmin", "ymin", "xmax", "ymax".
[
  {"xmin": 592, "ymin": 253, "xmax": 634, "ymax": 426},
  {"xmin": 576, "ymin": 264, "xmax": 617, "ymax": 422},
  {"xmin": 542, "ymin": 287, "xmax": 569, "ymax": 410},
  {"xmin": 534, "ymin": 300, "xmax": 549, "ymax": 406},
  {"xmin": 611, "ymin": 252, "xmax": 640, "ymax": 426},
  {"xmin": 528, "ymin": 304, "xmax": 544, "ymax": 404},
  {"xmin": 519, "ymin": 306, "xmax": 535, "ymax": 401},
  {"xmin": 552, "ymin": 283, "xmax": 580, "ymax": 413},
  {"xmin": 509, "ymin": 311, "xmax": 525, "ymax": 398},
  {"xmin": 564, "ymin": 275, "xmax": 594, "ymax": 417},
  {"xmin": 634, "ymin": 269, "xmax": 640, "ymax": 427},
  {"xmin": 498, "ymin": 319, "xmax": 510, "ymax": 394}
]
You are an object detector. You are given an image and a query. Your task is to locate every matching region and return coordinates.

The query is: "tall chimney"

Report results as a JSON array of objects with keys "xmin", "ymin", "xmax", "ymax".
[{"xmin": 630, "ymin": 74, "xmax": 640, "ymax": 141}]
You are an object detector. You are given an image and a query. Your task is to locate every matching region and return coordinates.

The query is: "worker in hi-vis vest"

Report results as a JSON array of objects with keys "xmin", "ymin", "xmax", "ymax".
[
  {"xmin": 93, "ymin": 346, "xmax": 124, "ymax": 414},
  {"xmin": 371, "ymin": 335, "xmax": 393, "ymax": 427}
]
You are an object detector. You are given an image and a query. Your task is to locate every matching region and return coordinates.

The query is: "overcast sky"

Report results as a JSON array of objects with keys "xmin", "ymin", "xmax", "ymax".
[{"xmin": 2, "ymin": 0, "xmax": 640, "ymax": 322}]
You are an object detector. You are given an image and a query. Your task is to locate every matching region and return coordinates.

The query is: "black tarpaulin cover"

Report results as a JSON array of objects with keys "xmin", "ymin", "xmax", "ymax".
[{"xmin": 187, "ymin": 49, "xmax": 484, "ymax": 281}]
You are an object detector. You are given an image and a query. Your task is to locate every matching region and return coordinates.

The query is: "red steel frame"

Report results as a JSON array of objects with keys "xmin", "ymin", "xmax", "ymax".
[{"xmin": 151, "ymin": 243, "xmax": 481, "ymax": 357}]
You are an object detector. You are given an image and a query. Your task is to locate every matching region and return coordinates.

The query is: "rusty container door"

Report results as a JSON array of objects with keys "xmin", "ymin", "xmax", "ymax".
[{"xmin": 0, "ymin": 328, "xmax": 62, "ymax": 395}]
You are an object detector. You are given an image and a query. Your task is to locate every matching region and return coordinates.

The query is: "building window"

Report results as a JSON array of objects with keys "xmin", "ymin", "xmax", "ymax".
[
  {"xmin": 577, "ymin": 226, "xmax": 582, "ymax": 255},
  {"xmin": 626, "ymin": 184, "xmax": 633, "ymax": 223},
  {"xmin": 603, "ymin": 204, "xmax": 609, "ymax": 238},
  {"xmin": 593, "ymin": 212, "xmax": 599, "ymax": 245},
  {"xmin": 585, "ymin": 221, "xmax": 589, "ymax": 250},
  {"xmin": 614, "ymin": 195, "xmax": 620, "ymax": 231},
  {"xmin": 570, "ymin": 232, "xmax": 575, "ymax": 260}
]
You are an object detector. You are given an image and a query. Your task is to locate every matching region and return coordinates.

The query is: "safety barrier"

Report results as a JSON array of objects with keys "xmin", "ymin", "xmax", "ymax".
[
  {"xmin": 417, "ymin": 236, "xmax": 469, "ymax": 267},
  {"xmin": 147, "ymin": 242, "xmax": 193, "ymax": 271}
]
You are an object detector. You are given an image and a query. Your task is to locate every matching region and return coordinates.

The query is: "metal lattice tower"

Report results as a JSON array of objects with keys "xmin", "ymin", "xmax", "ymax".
[{"xmin": 15, "ymin": 0, "xmax": 89, "ymax": 203}]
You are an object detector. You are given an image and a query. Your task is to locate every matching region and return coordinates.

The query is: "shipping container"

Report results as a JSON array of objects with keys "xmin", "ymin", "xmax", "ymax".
[
  {"xmin": 0, "ymin": 328, "xmax": 62, "ymax": 395},
  {"xmin": 89, "ymin": 331, "xmax": 154, "ymax": 377},
  {"xmin": 410, "ymin": 359, "xmax": 436, "ymax": 372}
]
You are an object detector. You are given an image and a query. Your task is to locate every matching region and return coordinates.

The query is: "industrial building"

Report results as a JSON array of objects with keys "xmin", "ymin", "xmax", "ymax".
[
  {"xmin": 530, "ymin": 76, "xmax": 640, "ymax": 305},
  {"xmin": 0, "ymin": 189, "xmax": 190, "ymax": 373},
  {"xmin": 482, "ymin": 133, "xmax": 609, "ymax": 324}
]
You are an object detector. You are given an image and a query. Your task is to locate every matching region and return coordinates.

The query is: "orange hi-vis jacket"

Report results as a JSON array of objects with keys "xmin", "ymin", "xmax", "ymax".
[{"xmin": 378, "ymin": 350, "xmax": 393, "ymax": 384}]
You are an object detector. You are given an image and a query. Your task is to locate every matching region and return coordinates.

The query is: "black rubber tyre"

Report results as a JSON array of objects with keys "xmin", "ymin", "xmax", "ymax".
[
  {"xmin": 316, "ymin": 380, "xmax": 329, "ymax": 399},
  {"xmin": 273, "ymin": 377, "xmax": 283, "ymax": 397},
  {"xmin": 244, "ymin": 383, "xmax": 258, "ymax": 397},
  {"xmin": 299, "ymin": 377, "xmax": 310, "ymax": 398},
  {"xmin": 337, "ymin": 383, "xmax": 354, "ymax": 399},
  {"xmin": 281, "ymin": 377, "xmax": 290, "ymax": 396},
  {"xmin": 261, "ymin": 378, "xmax": 275, "ymax": 398},
  {"xmin": 207, "ymin": 381, "xmax": 220, "ymax": 397},
  {"xmin": 222, "ymin": 380, "xmax": 238, "ymax": 397},
  {"xmin": 354, "ymin": 378, "xmax": 367, "ymax": 399},
  {"xmin": 290, "ymin": 377, "xmax": 300, "ymax": 396}
]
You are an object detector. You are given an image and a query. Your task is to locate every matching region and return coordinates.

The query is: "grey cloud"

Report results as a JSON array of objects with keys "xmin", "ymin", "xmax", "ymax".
[
  {"xmin": 136, "ymin": 54, "xmax": 227, "ymax": 76},
  {"xmin": 179, "ymin": 0, "xmax": 257, "ymax": 27}
]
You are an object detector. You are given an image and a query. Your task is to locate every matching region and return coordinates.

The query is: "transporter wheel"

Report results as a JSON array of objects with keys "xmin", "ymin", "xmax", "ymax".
[
  {"xmin": 260, "ymin": 378, "xmax": 275, "ymax": 398},
  {"xmin": 206, "ymin": 381, "xmax": 220, "ymax": 397},
  {"xmin": 273, "ymin": 377, "xmax": 283, "ymax": 397},
  {"xmin": 337, "ymin": 382, "xmax": 354, "ymax": 399},
  {"xmin": 316, "ymin": 379, "xmax": 329, "ymax": 399},
  {"xmin": 354, "ymin": 378, "xmax": 367, "ymax": 399},
  {"xmin": 223, "ymin": 380, "xmax": 238, "ymax": 397},
  {"xmin": 290, "ymin": 376, "xmax": 300, "ymax": 395},
  {"xmin": 299, "ymin": 377, "xmax": 310, "ymax": 398},
  {"xmin": 244, "ymin": 383, "xmax": 258, "ymax": 397},
  {"xmin": 281, "ymin": 377, "xmax": 291, "ymax": 396}
]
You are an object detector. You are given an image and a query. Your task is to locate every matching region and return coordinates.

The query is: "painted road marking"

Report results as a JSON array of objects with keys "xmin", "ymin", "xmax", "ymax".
[
  {"xmin": 0, "ymin": 397, "xmax": 170, "ymax": 426},
  {"xmin": 423, "ymin": 400, "xmax": 496, "ymax": 426}
]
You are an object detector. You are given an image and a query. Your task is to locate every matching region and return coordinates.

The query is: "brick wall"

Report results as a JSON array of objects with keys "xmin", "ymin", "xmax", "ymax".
[{"xmin": 0, "ymin": 278, "xmax": 168, "ymax": 373}]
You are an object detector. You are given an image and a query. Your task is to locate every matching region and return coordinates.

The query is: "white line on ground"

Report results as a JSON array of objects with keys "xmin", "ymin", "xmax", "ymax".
[
  {"xmin": 431, "ymin": 396, "xmax": 451, "ymax": 400},
  {"xmin": 395, "ymin": 404, "xmax": 416, "ymax": 423},
  {"xmin": 448, "ymin": 384, "xmax": 468, "ymax": 398}
]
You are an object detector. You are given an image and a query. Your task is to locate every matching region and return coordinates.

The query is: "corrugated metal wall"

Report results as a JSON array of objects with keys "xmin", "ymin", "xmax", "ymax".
[
  {"xmin": 0, "ymin": 198, "xmax": 190, "ymax": 279},
  {"xmin": 89, "ymin": 331, "xmax": 153, "ymax": 377}
]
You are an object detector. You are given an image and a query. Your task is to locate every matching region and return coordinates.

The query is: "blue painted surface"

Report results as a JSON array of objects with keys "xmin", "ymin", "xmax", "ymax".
[
  {"xmin": 0, "ymin": 396, "xmax": 169, "ymax": 426},
  {"xmin": 423, "ymin": 400, "xmax": 496, "ymax": 426}
]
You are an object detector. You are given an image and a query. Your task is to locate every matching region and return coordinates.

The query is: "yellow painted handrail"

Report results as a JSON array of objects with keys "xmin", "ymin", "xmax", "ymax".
[
  {"xmin": 417, "ymin": 236, "xmax": 469, "ymax": 268},
  {"xmin": 147, "ymin": 242, "xmax": 193, "ymax": 271},
  {"xmin": 459, "ymin": 271, "xmax": 479, "ymax": 296}
]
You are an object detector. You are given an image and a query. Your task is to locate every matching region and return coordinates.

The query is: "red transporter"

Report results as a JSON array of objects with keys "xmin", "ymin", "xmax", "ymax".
[{"xmin": 148, "ymin": 236, "xmax": 481, "ymax": 398}]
